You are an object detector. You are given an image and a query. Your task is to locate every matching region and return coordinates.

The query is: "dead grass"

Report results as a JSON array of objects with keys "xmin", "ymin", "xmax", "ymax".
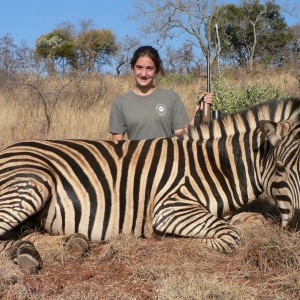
[
  {"xmin": 1, "ymin": 222, "xmax": 300, "ymax": 299},
  {"xmin": 0, "ymin": 67, "xmax": 299, "ymax": 148}
]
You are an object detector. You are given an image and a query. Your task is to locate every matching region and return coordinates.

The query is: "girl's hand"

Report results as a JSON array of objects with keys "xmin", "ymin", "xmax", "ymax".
[{"xmin": 203, "ymin": 92, "xmax": 213, "ymax": 105}]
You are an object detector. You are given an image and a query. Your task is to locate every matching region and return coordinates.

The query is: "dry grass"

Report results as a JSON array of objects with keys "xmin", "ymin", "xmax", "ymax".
[
  {"xmin": 0, "ymin": 67, "xmax": 300, "ymax": 299},
  {"xmin": 1, "ymin": 223, "xmax": 300, "ymax": 299},
  {"xmin": 0, "ymin": 67, "xmax": 299, "ymax": 148}
]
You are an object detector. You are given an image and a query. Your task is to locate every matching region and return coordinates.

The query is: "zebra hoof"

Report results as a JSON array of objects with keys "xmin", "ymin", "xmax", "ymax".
[
  {"xmin": 63, "ymin": 233, "xmax": 90, "ymax": 261},
  {"xmin": 9, "ymin": 241, "xmax": 42, "ymax": 274}
]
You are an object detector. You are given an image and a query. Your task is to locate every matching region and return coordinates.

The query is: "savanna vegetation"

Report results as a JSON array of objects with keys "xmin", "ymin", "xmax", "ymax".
[
  {"xmin": 0, "ymin": 64, "xmax": 300, "ymax": 299},
  {"xmin": 1, "ymin": 0, "xmax": 300, "ymax": 298}
]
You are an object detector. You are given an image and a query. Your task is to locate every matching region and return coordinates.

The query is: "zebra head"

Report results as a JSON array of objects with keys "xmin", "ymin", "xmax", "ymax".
[{"xmin": 260, "ymin": 119, "xmax": 300, "ymax": 228}]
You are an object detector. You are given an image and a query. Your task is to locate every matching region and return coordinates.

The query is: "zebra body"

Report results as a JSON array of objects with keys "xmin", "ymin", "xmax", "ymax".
[
  {"xmin": 0, "ymin": 138, "xmax": 238, "ymax": 243},
  {"xmin": 0, "ymin": 98, "xmax": 300, "ymax": 270}
]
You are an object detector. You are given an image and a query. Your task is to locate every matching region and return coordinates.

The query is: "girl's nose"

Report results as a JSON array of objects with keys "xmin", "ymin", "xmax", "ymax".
[{"xmin": 141, "ymin": 69, "xmax": 147, "ymax": 76}]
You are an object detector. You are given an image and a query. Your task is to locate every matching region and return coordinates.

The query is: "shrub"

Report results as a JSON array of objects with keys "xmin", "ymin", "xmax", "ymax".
[{"xmin": 212, "ymin": 76, "xmax": 282, "ymax": 114}]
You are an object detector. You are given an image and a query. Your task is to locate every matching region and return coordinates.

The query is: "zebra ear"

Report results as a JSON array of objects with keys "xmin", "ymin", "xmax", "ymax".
[{"xmin": 259, "ymin": 120, "xmax": 290, "ymax": 146}]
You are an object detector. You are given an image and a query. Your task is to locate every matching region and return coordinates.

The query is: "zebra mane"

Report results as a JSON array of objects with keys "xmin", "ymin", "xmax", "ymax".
[{"xmin": 183, "ymin": 97, "xmax": 300, "ymax": 142}]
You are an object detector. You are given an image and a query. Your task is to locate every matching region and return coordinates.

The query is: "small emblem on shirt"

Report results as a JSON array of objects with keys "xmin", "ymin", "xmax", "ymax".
[{"xmin": 156, "ymin": 104, "xmax": 167, "ymax": 116}]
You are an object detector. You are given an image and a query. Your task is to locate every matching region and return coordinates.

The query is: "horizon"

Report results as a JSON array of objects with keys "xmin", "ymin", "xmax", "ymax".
[
  {"xmin": 0, "ymin": 0, "xmax": 299, "ymax": 74},
  {"xmin": 1, "ymin": 0, "xmax": 298, "ymax": 47}
]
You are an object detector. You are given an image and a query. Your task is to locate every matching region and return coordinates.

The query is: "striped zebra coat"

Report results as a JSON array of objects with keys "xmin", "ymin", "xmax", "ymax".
[{"xmin": 0, "ymin": 97, "xmax": 300, "ymax": 272}]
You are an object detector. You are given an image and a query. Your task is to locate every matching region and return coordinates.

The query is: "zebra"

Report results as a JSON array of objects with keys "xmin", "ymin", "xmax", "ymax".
[{"xmin": 0, "ymin": 97, "xmax": 299, "ymax": 273}]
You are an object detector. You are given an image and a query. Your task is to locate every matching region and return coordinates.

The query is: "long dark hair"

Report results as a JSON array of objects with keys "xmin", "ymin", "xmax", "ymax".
[{"xmin": 130, "ymin": 46, "xmax": 165, "ymax": 75}]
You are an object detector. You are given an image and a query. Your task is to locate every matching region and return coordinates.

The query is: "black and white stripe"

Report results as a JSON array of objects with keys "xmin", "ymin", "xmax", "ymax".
[{"xmin": 0, "ymin": 98, "xmax": 299, "ymax": 266}]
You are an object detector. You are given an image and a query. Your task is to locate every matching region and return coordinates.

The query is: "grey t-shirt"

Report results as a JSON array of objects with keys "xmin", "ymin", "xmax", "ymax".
[{"xmin": 109, "ymin": 88, "xmax": 189, "ymax": 140}]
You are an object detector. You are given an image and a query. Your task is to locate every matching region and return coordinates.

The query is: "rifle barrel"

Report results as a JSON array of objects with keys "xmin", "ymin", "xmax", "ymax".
[{"xmin": 202, "ymin": 46, "xmax": 211, "ymax": 123}]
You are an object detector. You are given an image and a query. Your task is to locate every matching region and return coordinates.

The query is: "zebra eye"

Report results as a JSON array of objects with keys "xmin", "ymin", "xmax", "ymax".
[{"xmin": 276, "ymin": 161, "xmax": 286, "ymax": 173}]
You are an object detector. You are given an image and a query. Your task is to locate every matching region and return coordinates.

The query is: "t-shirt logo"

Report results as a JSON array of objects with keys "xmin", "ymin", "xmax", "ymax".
[{"xmin": 156, "ymin": 104, "xmax": 167, "ymax": 116}]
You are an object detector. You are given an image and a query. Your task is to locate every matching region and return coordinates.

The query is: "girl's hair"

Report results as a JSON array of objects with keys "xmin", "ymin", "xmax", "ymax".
[{"xmin": 130, "ymin": 46, "xmax": 165, "ymax": 75}]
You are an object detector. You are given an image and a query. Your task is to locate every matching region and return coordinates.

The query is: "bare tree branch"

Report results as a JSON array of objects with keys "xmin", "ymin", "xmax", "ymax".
[{"xmin": 131, "ymin": 0, "xmax": 216, "ymax": 62}]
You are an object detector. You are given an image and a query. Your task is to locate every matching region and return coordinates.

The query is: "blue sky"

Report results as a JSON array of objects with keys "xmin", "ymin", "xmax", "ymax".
[
  {"xmin": 0, "ymin": 0, "xmax": 138, "ymax": 47},
  {"xmin": 0, "ymin": 0, "xmax": 299, "ymax": 49}
]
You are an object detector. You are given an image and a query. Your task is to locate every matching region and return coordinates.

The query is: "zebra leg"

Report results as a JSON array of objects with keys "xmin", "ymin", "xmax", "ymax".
[
  {"xmin": 23, "ymin": 232, "xmax": 90, "ymax": 261},
  {"xmin": 1, "ymin": 232, "xmax": 90, "ymax": 273},
  {"xmin": 62, "ymin": 233, "xmax": 90, "ymax": 261},
  {"xmin": 152, "ymin": 198, "xmax": 240, "ymax": 252},
  {"xmin": 0, "ymin": 225, "xmax": 43, "ymax": 274},
  {"xmin": 7, "ymin": 240, "xmax": 43, "ymax": 274}
]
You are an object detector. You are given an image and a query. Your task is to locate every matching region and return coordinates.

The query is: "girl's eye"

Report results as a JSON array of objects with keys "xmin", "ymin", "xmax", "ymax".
[{"xmin": 134, "ymin": 65, "xmax": 155, "ymax": 71}]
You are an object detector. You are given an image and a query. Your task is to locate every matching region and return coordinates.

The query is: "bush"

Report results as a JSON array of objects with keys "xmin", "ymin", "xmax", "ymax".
[{"xmin": 212, "ymin": 76, "xmax": 282, "ymax": 114}]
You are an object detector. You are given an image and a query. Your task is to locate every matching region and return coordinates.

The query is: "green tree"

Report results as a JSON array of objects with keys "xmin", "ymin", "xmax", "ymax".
[
  {"xmin": 75, "ymin": 29, "xmax": 118, "ymax": 72},
  {"xmin": 211, "ymin": 0, "xmax": 292, "ymax": 69},
  {"xmin": 285, "ymin": 23, "xmax": 300, "ymax": 65},
  {"xmin": 36, "ymin": 28, "xmax": 75, "ymax": 74},
  {"xmin": 36, "ymin": 22, "xmax": 118, "ymax": 74}
]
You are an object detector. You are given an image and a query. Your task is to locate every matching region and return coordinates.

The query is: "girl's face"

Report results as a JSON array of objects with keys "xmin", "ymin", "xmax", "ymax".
[{"xmin": 132, "ymin": 55, "xmax": 158, "ymax": 89}]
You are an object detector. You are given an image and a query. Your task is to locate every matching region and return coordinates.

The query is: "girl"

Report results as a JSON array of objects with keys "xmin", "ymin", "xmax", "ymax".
[{"xmin": 109, "ymin": 45, "xmax": 213, "ymax": 140}]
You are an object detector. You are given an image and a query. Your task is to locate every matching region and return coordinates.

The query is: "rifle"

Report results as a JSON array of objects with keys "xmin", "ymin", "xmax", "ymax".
[
  {"xmin": 193, "ymin": 45, "xmax": 211, "ymax": 126},
  {"xmin": 201, "ymin": 44, "xmax": 211, "ymax": 123},
  {"xmin": 194, "ymin": 15, "xmax": 223, "ymax": 126},
  {"xmin": 194, "ymin": 30, "xmax": 222, "ymax": 126}
]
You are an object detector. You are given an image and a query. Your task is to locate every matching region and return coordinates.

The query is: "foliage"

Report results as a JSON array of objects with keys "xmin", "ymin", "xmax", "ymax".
[
  {"xmin": 211, "ymin": 0, "xmax": 293, "ymax": 69},
  {"xmin": 36, "ymin": 29, "xmax": 77, "ymax": 74},
  {"xmin": 212, "ymin": 76, "xmax": 282, "ymax": 114},
  {"xmin": 35, "ymin": 29, "xmax": 74, "ymax": 58},
  {"xmin": 284, "ymin": 23, "xmax": 300, "ymax": 66},
  {"xmin": 75, "ymin": 29, "xmax": 118, "ymax": 71},
  {"xmin": 35, "ymin": 23, "xmax": 118, "ymax": 74}
]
